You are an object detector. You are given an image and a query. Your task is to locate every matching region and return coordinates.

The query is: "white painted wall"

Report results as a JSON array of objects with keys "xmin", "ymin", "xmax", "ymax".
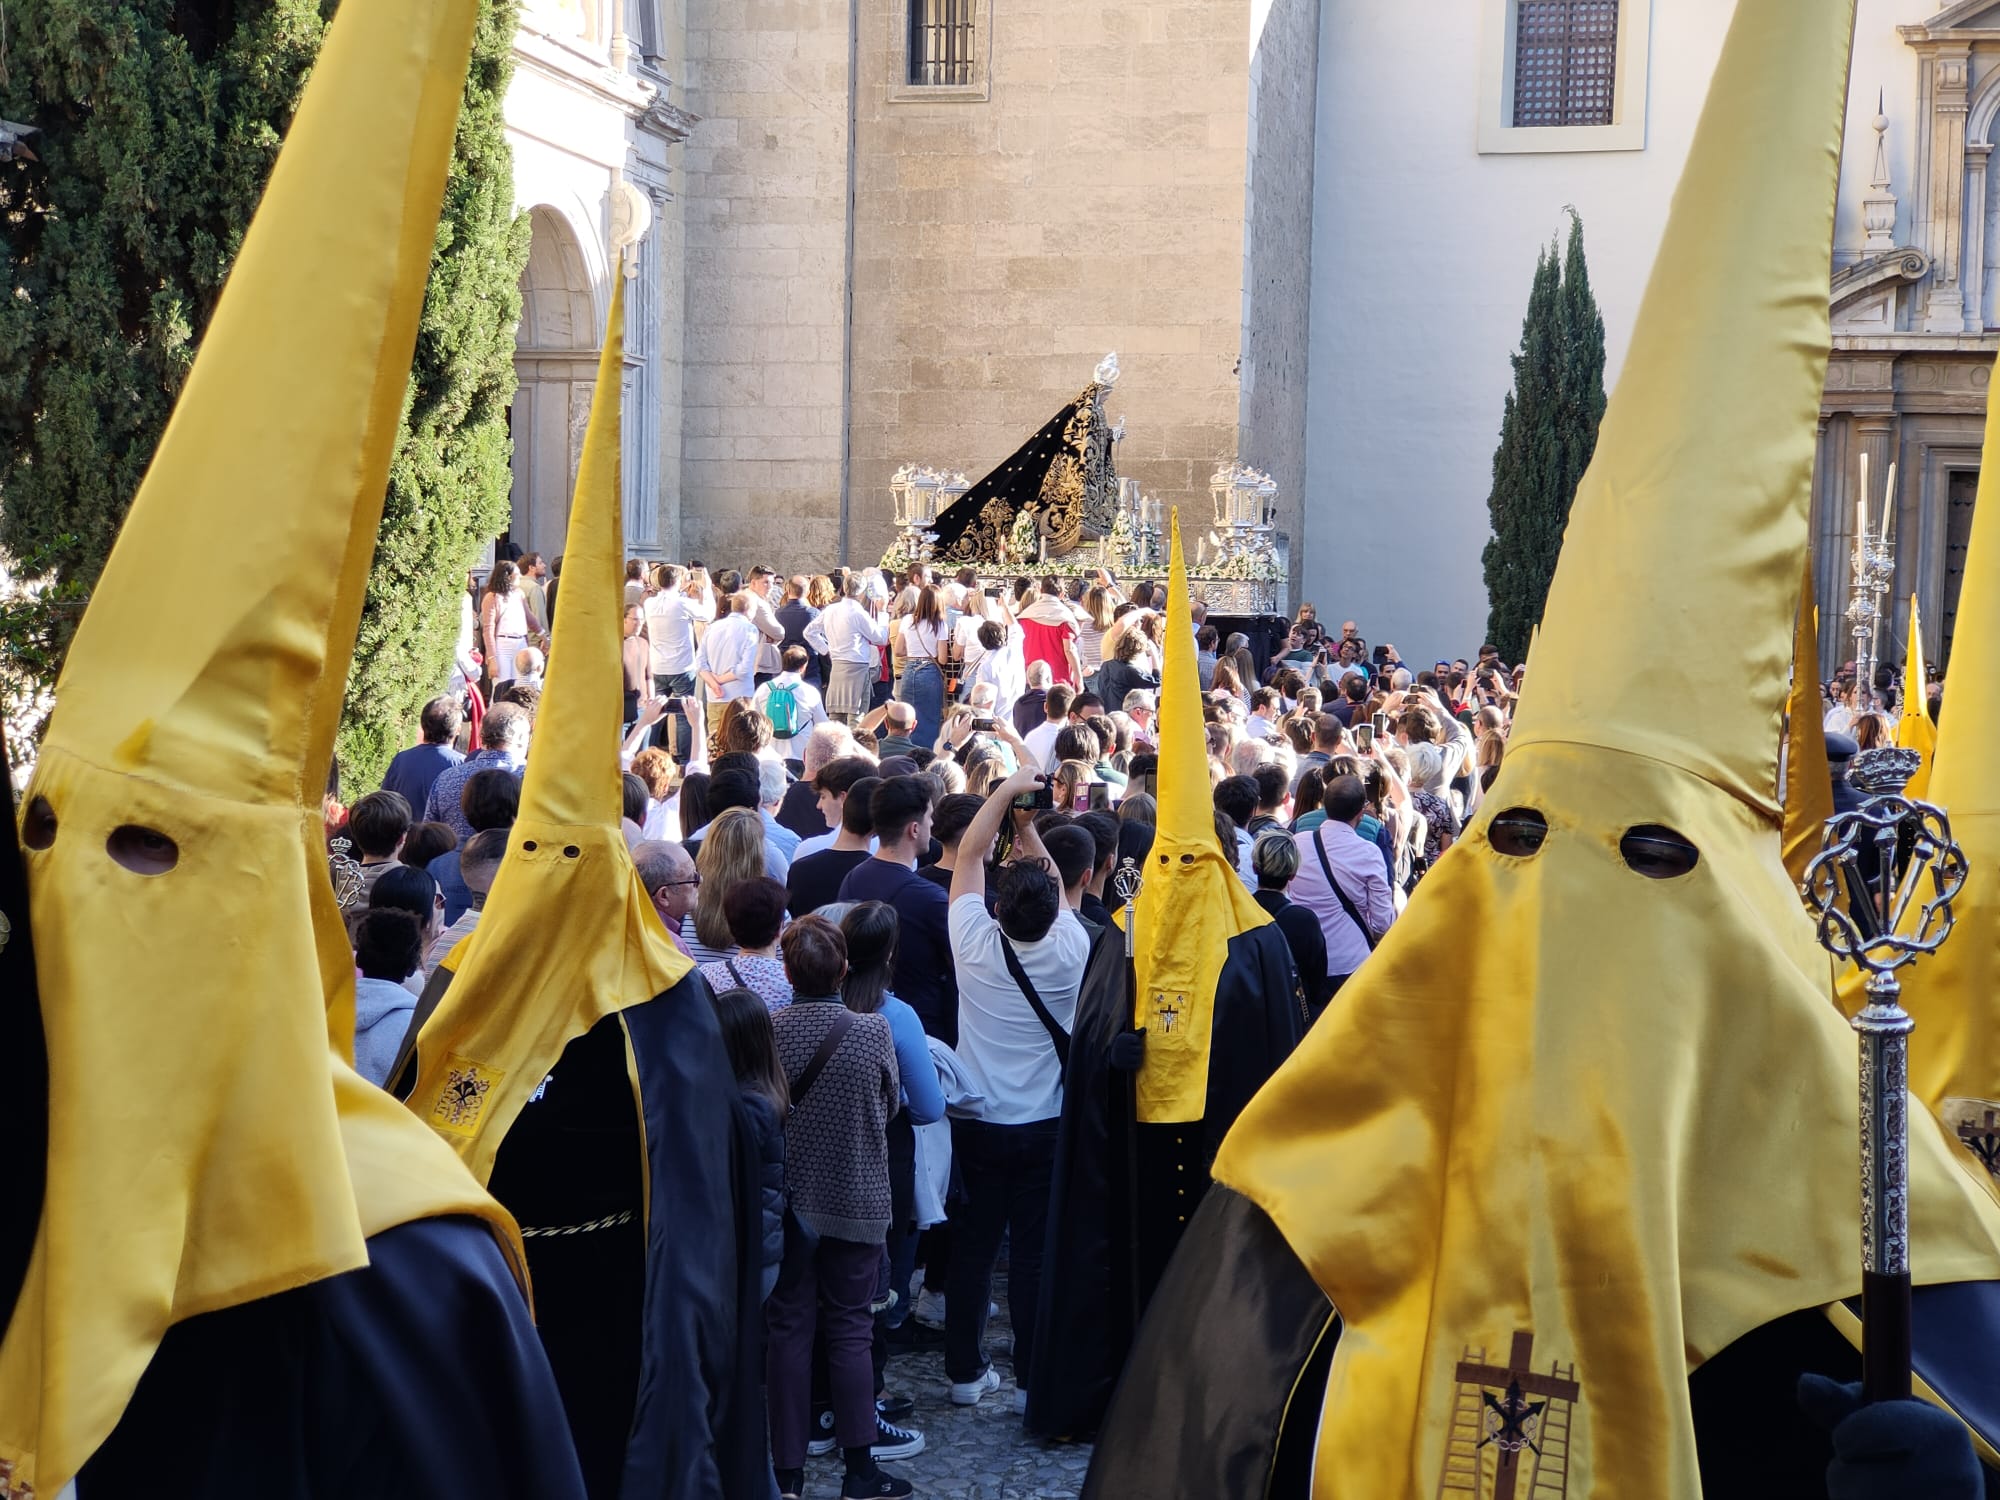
[{"xmin": 1303, "ymin": 0, "xmax": 1932, "ymax": 663}]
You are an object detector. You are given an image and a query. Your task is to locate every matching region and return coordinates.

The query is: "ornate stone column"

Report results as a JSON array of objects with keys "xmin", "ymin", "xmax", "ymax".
[
  {"xmin": 1967, "ymin": 141, "xmax": 1992, "ymax": 332},
  {"xmin": 1920, "ymin": 43, "xmax": 1974, "ymax": 333}
]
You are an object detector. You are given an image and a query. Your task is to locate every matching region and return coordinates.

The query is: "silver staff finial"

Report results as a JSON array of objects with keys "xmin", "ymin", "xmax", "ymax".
[
  {"xmin": 1800, "ymin": 743, "xmax": 1966, "ymax": 1405},
  {"xmin": 1113, "ymin": 855, "xmax": 1142, "ymax": 957}
]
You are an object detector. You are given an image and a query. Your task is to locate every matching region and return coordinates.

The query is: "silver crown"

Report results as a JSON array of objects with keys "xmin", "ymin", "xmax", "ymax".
[{"xmin": 1111, "ymin": 855, "xmax": 1143, "ymax": 906}]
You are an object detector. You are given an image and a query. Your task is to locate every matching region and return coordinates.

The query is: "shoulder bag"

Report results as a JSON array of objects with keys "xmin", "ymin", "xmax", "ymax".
[{"xmin": 999, "ymin": 936, "xmax": 1071, "ymax": 1070}]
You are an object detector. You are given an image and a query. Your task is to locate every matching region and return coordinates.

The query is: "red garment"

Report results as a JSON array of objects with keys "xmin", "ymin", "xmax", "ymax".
[{"xmin": 1019, "ymin": 615, "xmax": 1078, "ymax": 689}]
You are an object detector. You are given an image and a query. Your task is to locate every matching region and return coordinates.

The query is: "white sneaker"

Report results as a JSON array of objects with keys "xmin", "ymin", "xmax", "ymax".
[
  {"xmin": 949, "ymin": 1366, "xmax": 1002, "ymax": 1406},
  {"xmin": 913, "ymin": 1289, "xmax": 948, "ymax": 1329}
]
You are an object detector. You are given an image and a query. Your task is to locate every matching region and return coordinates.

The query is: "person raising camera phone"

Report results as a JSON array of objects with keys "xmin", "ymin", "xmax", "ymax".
[{"xmin": 944, "ymin": 766, "xmax": 1089, "ymax": 1414}]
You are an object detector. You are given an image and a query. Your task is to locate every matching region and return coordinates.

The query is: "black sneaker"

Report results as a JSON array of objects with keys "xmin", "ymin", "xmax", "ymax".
[
  {"xmin": 883, "ymin": 1318, "xmax": 944, "ymax": 1354},
  {"xmin": 876, "ymin": 1391, "xmax": 915, "ymax": 1423},
  {"xmin": 871, "ymin": 1415, "xmax": 925, "ymax": 1460},
  {"xmin": 806, "ymin": 1406, "xmax": 837, "ymax": 1457},
  {"xmin": 811, "ymin": 1413, "xmax": 925, "ymax": 1462},
  {"xmin": 841, "ymin": 1467, "xmax": 914, "ymax": 1500}
]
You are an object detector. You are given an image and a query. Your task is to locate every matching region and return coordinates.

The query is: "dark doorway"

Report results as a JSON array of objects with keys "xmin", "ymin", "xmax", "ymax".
[{"xmin": 1941, "ymin": 468, "xmax": 1978, "ymax": 672}]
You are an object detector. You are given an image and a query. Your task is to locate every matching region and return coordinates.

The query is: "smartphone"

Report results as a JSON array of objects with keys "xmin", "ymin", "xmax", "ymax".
[
  {"xmin": 1371, "ymin": 711, "xmax": 1390, "ymax": 738},
  {"xmin": 971, "ymin": 716, "xmax": 999, "ymax": 732},
  {"xmin": 983, "ymin": 585, "xmax": 1003, "ymax": 599},
  {"xmin": 1013, "ymin": 785, "xmax": 1055, "ymax": 812},
  {"xmin": 1354, "ymin": 723, "xmax": 1374, "ymax": 752}
]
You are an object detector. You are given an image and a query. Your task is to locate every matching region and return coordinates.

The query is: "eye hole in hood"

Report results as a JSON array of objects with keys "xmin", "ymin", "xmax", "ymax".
[
  {"xmin": 23, "ymin": 797, "xmax": 56, "ymax": 850},
  {"xmin": 108, "ymin": 824, "xmax": 180, "ymax": 876},
  {"xmin": 1620, "ymin": 825, "xmax": 1700, "ymax": 880},
  {"xmin": 1488, "ymin": 808, "xmax": 1548, "ymax": 858}
]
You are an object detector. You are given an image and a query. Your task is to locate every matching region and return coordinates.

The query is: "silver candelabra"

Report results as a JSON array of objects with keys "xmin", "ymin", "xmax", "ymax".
[{"xmin": 1847, "ymin": 532, "xmax": 1895, "ymax": 711}]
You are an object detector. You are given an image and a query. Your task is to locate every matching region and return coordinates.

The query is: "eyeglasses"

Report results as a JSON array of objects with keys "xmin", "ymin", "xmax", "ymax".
[{"xmin": 658, "ymin": 875, "xmax": 701, "ymax": 888}]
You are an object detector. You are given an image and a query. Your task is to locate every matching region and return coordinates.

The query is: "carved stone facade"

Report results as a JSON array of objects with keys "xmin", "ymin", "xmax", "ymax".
[
  {"xmin": 1816, "ymin": 1, "xmax": 2000, "ymax": 670},
  {"xmin": 503, "ymin": 0, "xmax": 688, "ymax": 560}
]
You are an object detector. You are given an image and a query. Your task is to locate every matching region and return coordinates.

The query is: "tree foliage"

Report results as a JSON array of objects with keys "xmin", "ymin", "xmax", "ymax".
[
  {"xmin": 0, "ymin": 0, "xmax": 528, "ymax": 788},
  {"xmin": 1481, "ymin": 210, "xmax": 1608, "ymax": 665},
  {"xmin": 339, "ymin": 0, "xmax": 528, "ymax": 789}
]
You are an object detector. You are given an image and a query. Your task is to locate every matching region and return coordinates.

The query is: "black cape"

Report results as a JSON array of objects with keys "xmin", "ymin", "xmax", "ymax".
[
  {"xmin": 399, "ymin": 971, "xmax": 771, "ymax": 1500},
  {"xmin": 76, "ymin": 1214, "xmax": 588, "ymax": 1498},
  {"xmin": 927, "ymin": 378, "xmax": 1117, "ymax": 563},
  {"xmin": 1084, "ymin": 1187, "xmax": 2000, "ymax": 1499},
  {"xmin": 1027, "ymin": 922, "xmax": 1307, "ymax": 1440}
]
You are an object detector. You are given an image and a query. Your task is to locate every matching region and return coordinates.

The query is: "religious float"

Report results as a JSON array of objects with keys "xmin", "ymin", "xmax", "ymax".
[{"xmin": 878, "ymin": 354, "xmax": 1288, "ymax": 618}]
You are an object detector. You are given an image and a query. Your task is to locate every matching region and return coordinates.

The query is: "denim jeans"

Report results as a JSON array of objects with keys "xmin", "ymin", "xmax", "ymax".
[
  {"xmin": 899, "ymin": 660, "xmax": 945, "ymax": 749},
  {"xmin": 944, "ymin": 1116, "xmax": 1058, "ymax": 1388}
]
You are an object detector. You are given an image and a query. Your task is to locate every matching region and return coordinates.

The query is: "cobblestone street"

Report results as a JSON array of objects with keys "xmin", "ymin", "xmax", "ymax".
[{"xmin": 792, "ymin": 1274, "xmax": 1092, "ymax": 1500}]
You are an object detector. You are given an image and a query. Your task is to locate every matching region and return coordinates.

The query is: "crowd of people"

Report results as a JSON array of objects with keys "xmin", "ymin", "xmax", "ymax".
[{"xmin": 322, "ymin": 551, "xmax": 1552, "ymax": 1498}]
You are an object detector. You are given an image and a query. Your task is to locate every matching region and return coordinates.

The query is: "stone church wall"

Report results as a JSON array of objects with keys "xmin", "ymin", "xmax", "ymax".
[
  {"xmin": 675, "ymin": 0, "xmax": 854, "ymax": 572},
  {"xmin": 843, "ymin": 0, "xmax": 1258, "ymax": 569}
]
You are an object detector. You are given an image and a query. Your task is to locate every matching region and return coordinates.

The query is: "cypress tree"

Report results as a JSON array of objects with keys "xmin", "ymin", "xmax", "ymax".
[
  {"xmin": 339, "ymin": 0, "xmax": 529, "ymax": 789},
  {"xmin": 0, "ymin": 0, "xmax": 529, "ymax": 788},
  {"xmin": 0, "ymin": 0, "xmax": 327, "ymax": 596},
  {"xmin": 1481, "ymin": 210, "xmax": 1607, "ymax": 664}
]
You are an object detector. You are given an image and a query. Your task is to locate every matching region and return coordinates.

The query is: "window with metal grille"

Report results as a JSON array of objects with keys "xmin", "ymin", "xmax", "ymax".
[
  {"xmin": 908, "ymin": 0, "xmax": 977, "ymax": 87},
  {"xmin": 1513, "ymin": 0, "xmax": 1619, "ymax": 128}
]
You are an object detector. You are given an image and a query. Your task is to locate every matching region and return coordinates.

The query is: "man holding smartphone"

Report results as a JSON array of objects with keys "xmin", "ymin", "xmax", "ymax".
[
  {"xmin": 641, "ymin": 562, "xmax": 714, "ymax": 759},
  {"xmin": 944, "ymin": 768, "xmax": 1088, "ymax": 1414}
]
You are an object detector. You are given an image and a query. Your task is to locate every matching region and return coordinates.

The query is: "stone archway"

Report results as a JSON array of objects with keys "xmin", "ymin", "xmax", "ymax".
[{"xmin": 510, "ymin": 205, "xmax": 602, "ymax": 556}]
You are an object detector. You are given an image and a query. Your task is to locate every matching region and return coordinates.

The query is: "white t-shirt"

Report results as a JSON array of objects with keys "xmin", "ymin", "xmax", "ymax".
[
  {"xmin": 949, "ymin": 896, "xmax": 1089, "ymax": 1124},
  {"xmin": 643, "ymin": 587, "xmax": 715, "ymax": 676},
  {"xmin": 1022, "ymin": 718, "xmax": 1065, "ymax": 772},
  {"xmin": 899, "ymin": 617, "xmax": 948, "ymax": 666},
  {"xmin": 953, "ymin": 613, "xmax": 989, "ymax": 669}
]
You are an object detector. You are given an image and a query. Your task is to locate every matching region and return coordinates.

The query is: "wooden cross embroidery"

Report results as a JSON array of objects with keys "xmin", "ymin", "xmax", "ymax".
[
  {"xmin": 1957, "ymin": 1108, "xmax": 2000, "ymax": 1177},
  {"xmin": 1152, "ymin": 992, "xmax": 1184, "ymax": 1034},
  {"xmin": 1454, "ymin": 1332, "xmax": 1580, "ymax": 1500}
]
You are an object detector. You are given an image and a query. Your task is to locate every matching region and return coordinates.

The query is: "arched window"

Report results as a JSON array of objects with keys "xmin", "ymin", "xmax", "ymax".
[{"xmin": 1513, "ymin": 0, "xmax": 1620, "ymax": 128}]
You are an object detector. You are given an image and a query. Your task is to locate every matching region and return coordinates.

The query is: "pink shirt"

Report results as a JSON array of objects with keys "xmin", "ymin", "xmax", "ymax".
[{"xmin": 1289, "ymin": 819, "xmax": 1397, "ymax": 978}]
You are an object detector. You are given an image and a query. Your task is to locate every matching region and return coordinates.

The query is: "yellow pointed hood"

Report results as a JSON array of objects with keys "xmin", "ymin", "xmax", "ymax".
[
  {"xmin": 406, "ymin": 273, "xmax": 693, "ymax": 1185},
  {"xmin": 2, "ymin": 3, "xmax": 515, "ymax": 1492},
  {"xmin": 1895, "ymin": 594, "xmax": 1938, "ymax": 798},
  {"xmin": 1212, "ymin": 3, "xmax": 2000, "ymax": 1495},
  {"xmin": 1783, "ymin": 557, "xmax": 1833, "ymax": 888},
  {"xmin": 1130, "ymin": 512, "xmax": 1271, "ymax": 1124},
  {"xmin": 1897, "ymin": 359, "xmax": 2000, "ymax": 1120}
]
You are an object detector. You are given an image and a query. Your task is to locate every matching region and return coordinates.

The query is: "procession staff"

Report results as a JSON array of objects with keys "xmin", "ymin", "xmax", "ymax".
[
  {"xmin": 1083, "ymin": 1, "xmax": 2000, "ymax": 1495},
  {"xmin": 400, "ymin": 276, "xmax": 767, "ymax": 1500},
  {"xmin": 0, "ymin": 2, "xmax": 585, "ymax": 1492}
]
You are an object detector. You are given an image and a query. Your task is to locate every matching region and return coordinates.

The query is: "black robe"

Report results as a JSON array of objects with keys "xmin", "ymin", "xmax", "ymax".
[
  {"xmin": 1027, "ymin": 923, "xmax": 1306, "ymax": 1440},
  {"xmin": 76, "ymin": 1214, "xmax": 588, "ymax": 1498},
  {"xmin": 476, "ymin": 975, "xmax": 771, "ymax": 1500},
  {"xmin": 0, "ymin": 724, "xmax": 46, "ymax": 1341},
  {"xmin": 1083, "ymin": 1187, "xmax": 2000, "ymax": 1499}
]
